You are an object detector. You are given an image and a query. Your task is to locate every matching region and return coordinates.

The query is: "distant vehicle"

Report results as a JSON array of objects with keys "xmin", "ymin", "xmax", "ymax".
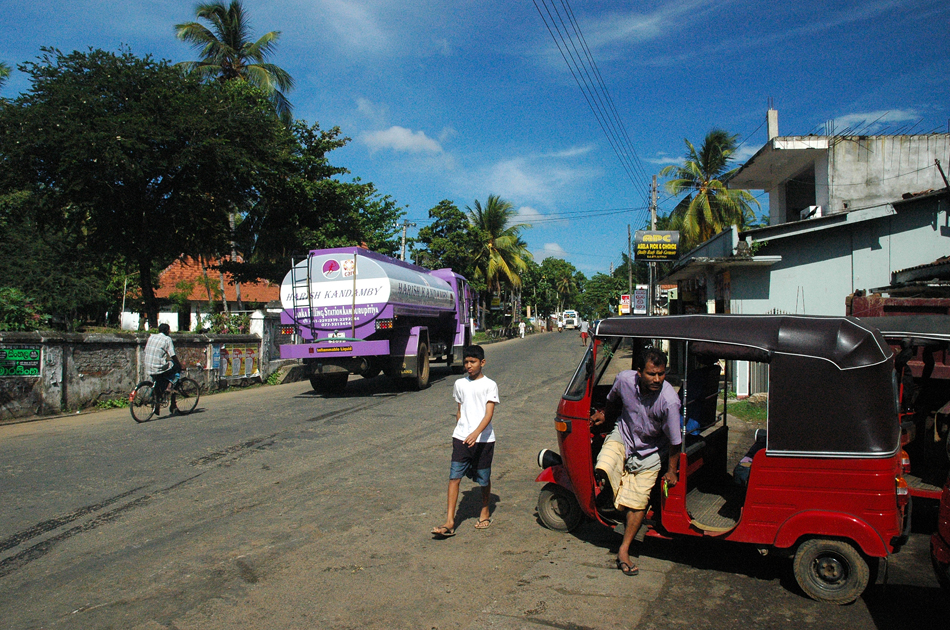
[
  {"xmin": 537, "ymin": 314, "xmax": 910, "ymax": 604},
  {"xmin": 278, "ymin": 247, "xmax": 472, "ymax": 393},
  {"xmin": 562, "ymin": 310, "xmax": 578, "ymax": 329}
]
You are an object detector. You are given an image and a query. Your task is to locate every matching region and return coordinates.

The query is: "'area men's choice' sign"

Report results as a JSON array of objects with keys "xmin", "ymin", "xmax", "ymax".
[{"xmin": 634, "ymin": 231, "xmax": 679, "ymax": 261}]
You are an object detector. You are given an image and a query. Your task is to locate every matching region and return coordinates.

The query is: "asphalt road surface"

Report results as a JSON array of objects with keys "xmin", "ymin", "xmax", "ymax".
[{"xmin": 0, "ymin": 332, "xmax": 946, "ymax": 629}]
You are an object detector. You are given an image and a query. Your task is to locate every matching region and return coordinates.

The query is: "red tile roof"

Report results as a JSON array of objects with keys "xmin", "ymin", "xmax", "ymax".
[{"xmin": 155, "ymin": 257, "xmax": 280, "ymax": 304}]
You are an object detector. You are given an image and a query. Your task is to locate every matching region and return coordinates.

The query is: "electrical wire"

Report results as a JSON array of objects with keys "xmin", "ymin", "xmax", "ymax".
[{"xmin": 532, "ymin": 0, "xmax": 651, "ymax": 195}]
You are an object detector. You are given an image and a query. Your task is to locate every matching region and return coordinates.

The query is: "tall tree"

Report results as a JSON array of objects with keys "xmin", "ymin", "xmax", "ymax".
[
  {"xmin": 413, "ymin": 200, "xmax": 480, "ymax": 279},
  {"xmin": 660, "ymin": 129, "xmax": 760, "ymax": 250},
  {"xmin": 225, "ymin": 121, "xmax": 404, "ymax": 283},
  {"xmin": 0, "ymin": 47, "xmax": 290, "ymax": 327},
  {"xmin": 175, "ymin": 0, "xmax": 295, "ymax": 121},
  {"xmin": 0, "ymin": 62, "xmax": 10, "ymax": 91},
  {"xmin": 467, "ymin": 195, "xmax": 532, "ymax": 327}
]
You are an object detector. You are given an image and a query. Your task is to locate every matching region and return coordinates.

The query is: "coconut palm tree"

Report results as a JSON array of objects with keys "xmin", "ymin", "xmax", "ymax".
[
  {"xmin": 467, "ymin": 195, "xmax": 532, "ymax": 327},
  {"xmin": 660, "ymin": 129, "xmax": 760, "ymax": 249},
  {"xmin": 175, "ymin": 0, "xmax": 295, "ymax": 120}
]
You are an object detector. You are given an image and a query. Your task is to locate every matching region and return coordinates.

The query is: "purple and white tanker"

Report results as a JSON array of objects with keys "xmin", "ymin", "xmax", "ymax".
[{"xmin": 278, "ymin": 247, "xmax": 473, "ymax": 392}]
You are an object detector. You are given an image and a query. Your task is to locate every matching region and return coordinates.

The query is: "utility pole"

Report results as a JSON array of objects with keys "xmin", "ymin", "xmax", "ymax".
[
  {"xmin": 397, "ymin": 220, "xmax": 416, "ymax": 261},
  {"xmin": 648, "ymin": 175, "xmax": 657, "ymax": 315},
  {"xmin": 627, "ymin": 224, "xmax": 633, "ymax": 296}
]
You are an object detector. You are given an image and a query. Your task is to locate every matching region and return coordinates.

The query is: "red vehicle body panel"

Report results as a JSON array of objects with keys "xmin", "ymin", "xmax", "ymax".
[{"xmin": 934, "ymin": 479, "xmax": 950, "ymax": 565}]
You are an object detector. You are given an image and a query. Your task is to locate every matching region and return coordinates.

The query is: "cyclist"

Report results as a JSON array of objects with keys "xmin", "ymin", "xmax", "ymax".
[{"xmin": 143, "ymin": 323, "xmax": 181, "ymax": 415}]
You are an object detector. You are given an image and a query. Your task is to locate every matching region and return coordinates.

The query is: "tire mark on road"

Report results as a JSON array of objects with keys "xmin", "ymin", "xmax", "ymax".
[
  {"xmin": 0, "ymin": 473, "xmax": 205, "ymax": 579},
  {"xmin": 0, "ymin": 485, "xmax": 148, "ymax": 552}
]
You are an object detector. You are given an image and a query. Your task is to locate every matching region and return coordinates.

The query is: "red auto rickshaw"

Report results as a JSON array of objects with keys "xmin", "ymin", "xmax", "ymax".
[
  {"xmin": 536, "ymin": 315, "xmax": 910, "ymax": 604},
  {"xmin": 857, "ymin": 316, "xmax": 950, "ymax": 501}
]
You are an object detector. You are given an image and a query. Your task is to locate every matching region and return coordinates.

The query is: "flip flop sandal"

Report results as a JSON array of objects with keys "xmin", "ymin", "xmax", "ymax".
[
  {"xmin": 474, "ymin": 518, "xmax": 493, "ymax": 530},
  {"xmin": 616, "ymin": 560, "xmax": 639, "ymax": 576},
  {"xmin": 431, "ymin": 526, "xmax": 455, "ymax": 538}
]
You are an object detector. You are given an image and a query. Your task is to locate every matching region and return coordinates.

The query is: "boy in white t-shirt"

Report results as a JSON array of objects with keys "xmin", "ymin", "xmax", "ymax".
[{"xmin": 431, "ymin": 345, "xmax": 500, "ymax": 538}]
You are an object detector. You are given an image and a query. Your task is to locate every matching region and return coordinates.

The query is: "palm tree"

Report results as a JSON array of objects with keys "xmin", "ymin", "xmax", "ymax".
[
  {"xmin": 0, "ymin": 62, "xmax": 10, "ymax": 91},
  {"xmin": 555, "ymin": 273, "xmax": 577, "ymax": 313},
  {"xmin": 467, "ymin": 195, "xmax": 532, "ymax": 327},
  {"xmin": 660, "ymin": 129, "xmax": 760, "ymax": 249},
  {"xmin": 175, "ymin": 0, "xmax": 295, "ymax": 121}
]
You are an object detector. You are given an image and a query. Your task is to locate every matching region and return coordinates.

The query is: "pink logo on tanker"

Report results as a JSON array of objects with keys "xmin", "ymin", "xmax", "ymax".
[{"xmin": 322, "ymin": 259, "xmax": 341, "ymax": 279}]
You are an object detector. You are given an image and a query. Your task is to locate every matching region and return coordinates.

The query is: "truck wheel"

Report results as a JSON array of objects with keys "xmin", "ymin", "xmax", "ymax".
[
  {"xmin": 412, "ymin": 343, "xmax": 430, "ymax": 390},
  {"xmin": 537, "ymin": 483, "xmax": 583, "ymax": 532},
  {"xmin": 792, "ymin": 538, "xmax": 869, "ymax": 604},
  {"xmin": 310, "ymin": 373, "xmax": 348, "ymax": 395}
]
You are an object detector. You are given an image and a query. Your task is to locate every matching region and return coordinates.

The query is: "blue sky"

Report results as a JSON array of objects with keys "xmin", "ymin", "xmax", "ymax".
[{"xmin": 1, "ymin": 0, "xmax": 948, "ymax": 275}]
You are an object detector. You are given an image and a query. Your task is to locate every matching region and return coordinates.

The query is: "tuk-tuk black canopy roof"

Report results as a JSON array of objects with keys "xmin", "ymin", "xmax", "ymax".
[
  {"xmin": 595, "ymin": 314, "xmax": 891, "ymax": 371},
  {"xmin": 858, "ymin": 315, "xmax": 950, "ymax": 346},
  {"xmin": 593, "ymin": 315, "xmax": 898, "ymax": 458}
]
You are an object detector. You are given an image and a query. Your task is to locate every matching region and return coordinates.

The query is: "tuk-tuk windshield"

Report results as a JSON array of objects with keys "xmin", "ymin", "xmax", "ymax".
[{"xmin": 563, "ymin": 337, "xmax": 626, "ymax": 400}]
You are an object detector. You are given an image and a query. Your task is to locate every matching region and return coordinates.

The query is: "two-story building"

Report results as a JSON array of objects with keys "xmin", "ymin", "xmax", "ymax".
[{"xmin": 666, "ymin": 109, "xmax": 950, "ymax": 317}]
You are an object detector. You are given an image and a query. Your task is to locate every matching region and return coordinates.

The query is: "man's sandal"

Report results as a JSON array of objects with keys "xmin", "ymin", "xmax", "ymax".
[{"xmin": 616, "ymin": 560, "xmax": 639, "ymax": 576}]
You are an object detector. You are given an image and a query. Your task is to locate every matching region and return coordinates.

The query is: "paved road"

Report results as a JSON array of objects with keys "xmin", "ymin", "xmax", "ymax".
[{"xmin": 0, "ymin": 332, "xmax": 946, "ymax": 629}]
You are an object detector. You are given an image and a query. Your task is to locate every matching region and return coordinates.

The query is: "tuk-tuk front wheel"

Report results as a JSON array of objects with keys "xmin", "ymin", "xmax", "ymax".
[
  {"xmin": 537, "ymin": 483, "xmax": 583, "ymax": 532},
  {"xmin": 792, "ymin": 538, "xmax": 870, "ymax": 604}
]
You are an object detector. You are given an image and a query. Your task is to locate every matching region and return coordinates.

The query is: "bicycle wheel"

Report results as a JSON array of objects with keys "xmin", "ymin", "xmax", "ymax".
[
  {"xmin": 129, "ymin": 381, "xmax": 156, "ymax": 423},
  {"xmin": 172, "ymin": 378, "xmax": 200, "ymax": 415}
]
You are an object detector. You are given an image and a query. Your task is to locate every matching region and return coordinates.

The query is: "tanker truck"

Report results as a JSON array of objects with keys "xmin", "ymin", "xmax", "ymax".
[{"xmin": 278, "ymin": 247, "xmax": 473, "ymax": 393}]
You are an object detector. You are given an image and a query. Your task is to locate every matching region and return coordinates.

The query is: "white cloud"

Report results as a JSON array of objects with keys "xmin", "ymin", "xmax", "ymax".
[
  {"xmin": 831, "ymin": 109, "xmax": 919, "ymax": 135},
  {"xmin": 356, "ymin": 98, "xmax": 390, "ymax": 126},
  {"xmin": 536, "ymin": 243, "xmax": 568, "ymax": 260},
  {"xmin": 539, "ymin": 145, "xmax": 596, "ymax": 159},
  {"xmin": 361, "ymin": 126, "xmax": 443, "ymax": 154},
  {"xmin": 515, "ymin": 205, "xmax": 544, "ymax": 225},
  {"xmin": 482, "ymin": 157, "xmax": 593, "ymax": 205}
]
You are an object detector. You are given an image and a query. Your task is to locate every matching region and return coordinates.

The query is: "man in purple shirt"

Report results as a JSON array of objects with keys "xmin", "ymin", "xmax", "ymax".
[{"xmin": 591, "ymin": 347, "xmax": 681, "ymax": 576}]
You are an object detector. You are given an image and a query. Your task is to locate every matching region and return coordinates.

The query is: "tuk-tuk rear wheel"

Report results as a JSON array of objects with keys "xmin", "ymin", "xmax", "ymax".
[
  {"xmin": 537, "ymin": 483, "xmax": 583, "ymax": 532},
  {"xmin": 792, "ymin": 538, "xmax": 869, "ymax": 605}
]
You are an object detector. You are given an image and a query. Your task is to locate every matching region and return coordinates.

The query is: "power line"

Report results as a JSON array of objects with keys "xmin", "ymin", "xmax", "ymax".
[{"xmin": 532, "ymin": 0, "xmax": 651, "ymax": 194}]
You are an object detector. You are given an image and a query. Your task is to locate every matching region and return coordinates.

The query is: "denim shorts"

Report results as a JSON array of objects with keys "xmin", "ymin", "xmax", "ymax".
[{"xmin": 449, "ymin": 438, "xmax": 494, "ymax": 486}]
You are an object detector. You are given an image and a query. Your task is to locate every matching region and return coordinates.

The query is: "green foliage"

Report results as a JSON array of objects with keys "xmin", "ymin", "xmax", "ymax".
[
  {"xmin": 413, "ymin": 200, "xmax": 480, "ymax": 278},
  {"xmin": 266, "ymin": 370, "xmax": 283, "ymax": 385},
  {"xmin": 577, "ymin": 273, "xmax": 625, "ymax": 319},
  {"xmin": 168, "ymin": 279, "xmax": 197, "ymax": 314},
  {"xmin": 660, "ymin": 129, "xmax": 761, "ymax": 250},
  {"xmin": 0, "ymin": 287, "xmax": 49, "ymax": 331},
  {"xmin": 176, "ymin": 0, "xmax": 295, "ymax": 121},
  {"xmin": 0, "ymin": 47, "xmax": 292, "ymax": 327},
  {"xmin": 207, "ymin": 311, "xmax": 250, "ymax": 334},
  {"xmin": 95, "ymin": 397, "xmax": 129, "ymax": 410},
  {"xmin": 224, "ymin": 122, "xmax": 404, "ymax": 283}
]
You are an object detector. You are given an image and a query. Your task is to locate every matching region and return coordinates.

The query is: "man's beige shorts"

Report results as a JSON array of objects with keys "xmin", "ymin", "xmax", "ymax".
[{"xmin": 595, "ymin": 438, "xmax": 660, "ymax": 511}]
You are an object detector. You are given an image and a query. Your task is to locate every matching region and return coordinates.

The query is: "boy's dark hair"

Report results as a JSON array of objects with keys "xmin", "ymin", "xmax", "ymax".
[
  {"xmin": 463, "ymin": 345, "xmax": 485, "ymax": 361},
  {"xmin": 158, "ymin": 323, "xmax": 171, "ymax": 335},
  {"xmin": 638, "ymin": 347, "xmax": 668, "ymax": 370}
]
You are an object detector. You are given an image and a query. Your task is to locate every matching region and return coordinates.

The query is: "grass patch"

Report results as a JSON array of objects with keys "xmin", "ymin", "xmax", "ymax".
[
  {"xmin": 95, "ymin": 397, "xmax": 129, "ymax": 410},
  {"xmin": 719, "ymin": 398, "xmax": 767, "ymax": 424}
]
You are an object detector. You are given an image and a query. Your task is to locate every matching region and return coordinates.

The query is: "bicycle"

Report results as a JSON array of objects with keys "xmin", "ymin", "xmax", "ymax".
[{"xmin": 129, "ymin": 374, "xmax": 201, "ymax": 423}]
